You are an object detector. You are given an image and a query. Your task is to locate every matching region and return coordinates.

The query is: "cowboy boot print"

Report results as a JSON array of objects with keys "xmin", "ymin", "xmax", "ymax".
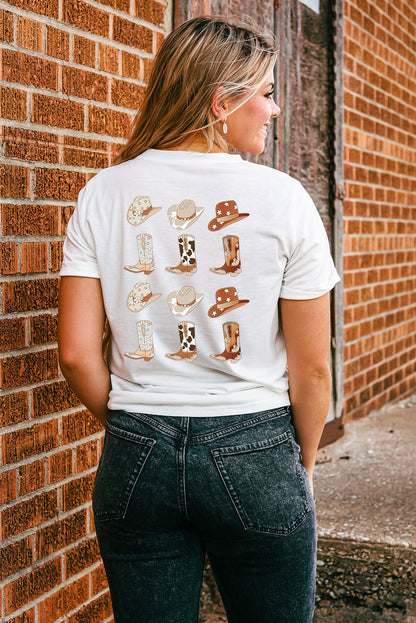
[
  {"xmin": 166, "ymin": 235, "xmax": 197, "ymax": 275},
  {"xmin": 210, "ymin": 322, "xmax": 241, "ymax": 363},
  {"xmin": 125, "ymin": 320, "xmax": 154, "ymax": 361},
  {"xmin": 166, "ymin": 321, "xmax": 197, "ymax": 362},
  {"xmin": 210, "ymin": 235, "xmax": 241, "ymax": 276},
  {"xmin": 124, "ymin": 233, "xmax": 155, "ymax": 274}
]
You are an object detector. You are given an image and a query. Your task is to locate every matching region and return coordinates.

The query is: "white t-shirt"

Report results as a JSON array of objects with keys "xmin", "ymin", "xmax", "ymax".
[{"xmin": 60, "ymin": 149, "xmax": 340, "ymax": 416}]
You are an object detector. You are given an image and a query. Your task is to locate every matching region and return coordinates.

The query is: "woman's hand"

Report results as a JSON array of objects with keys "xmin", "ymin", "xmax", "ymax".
[{"xmin": 58, "ymin": 276, "xmax": 111, "ymax": 426}]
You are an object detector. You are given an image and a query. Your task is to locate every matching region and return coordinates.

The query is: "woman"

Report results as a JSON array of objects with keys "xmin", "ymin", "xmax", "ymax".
[{"xmin": 58, "ymin": 16, "xmax": 339, "ymax": 623}]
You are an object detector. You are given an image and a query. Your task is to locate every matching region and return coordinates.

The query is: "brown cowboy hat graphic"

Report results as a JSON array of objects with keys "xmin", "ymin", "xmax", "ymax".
[
  {"xmin": 208, "ymin": 200, "xmax": 249, "ymax": 231},
  {"xmin": 208, "ymin": 287, "xmax": 249, "ymax": 318}
]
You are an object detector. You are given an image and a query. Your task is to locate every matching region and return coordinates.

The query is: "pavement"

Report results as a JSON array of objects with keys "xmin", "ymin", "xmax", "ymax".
[{"xmin": 199, "ymin": 393, "xmax": 416, "ymax": 622}]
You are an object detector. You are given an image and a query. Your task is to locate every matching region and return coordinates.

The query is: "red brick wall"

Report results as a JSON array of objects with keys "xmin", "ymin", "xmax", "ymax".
[
  {"xmin": 343, "ymin": 0, "xmax": 416, "ymax": 420},
  {"xmin": 0, "ymin": 1, "xmax": 170, "ymax": 620}
]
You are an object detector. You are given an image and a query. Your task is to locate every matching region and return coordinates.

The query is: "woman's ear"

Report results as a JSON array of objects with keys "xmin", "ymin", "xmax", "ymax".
[{"xmin": 211, "ymin": 86, "xmax": 228, "ymax": 120}]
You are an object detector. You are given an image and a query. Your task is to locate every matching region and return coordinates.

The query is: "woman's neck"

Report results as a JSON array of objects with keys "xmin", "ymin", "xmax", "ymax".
[{"xmin": 164, "ymin": 136, "xmax": 226, "ymax": 153}]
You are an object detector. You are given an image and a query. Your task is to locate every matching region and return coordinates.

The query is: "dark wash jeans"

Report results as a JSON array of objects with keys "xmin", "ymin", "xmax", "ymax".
[{"xmin": 93, "ymin": 407, "xmax": 317, "ymax": 623}]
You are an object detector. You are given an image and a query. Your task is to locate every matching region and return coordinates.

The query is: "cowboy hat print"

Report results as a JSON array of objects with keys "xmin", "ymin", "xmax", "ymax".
[
  {"xmin": 167, "ymin": 199, "xmax": 204, "ymax": 229},
  {"xmin": 167, "ymin": 286, "xmax": 204, "ymax": 316},
  {"xmin": 127, "ymin": 195, "xmax": 162, "ymax": 225},
  {"xmin": 208, "ymin": 200, "xmax": 249, "ymax": 231},
  {"xmin": 208, "ymin": 287, "xmax": 249, "ymax": 318}
]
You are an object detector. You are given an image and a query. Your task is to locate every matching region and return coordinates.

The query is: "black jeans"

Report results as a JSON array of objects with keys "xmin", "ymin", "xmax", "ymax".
[{"xmin": 93, "ymin": 406, "xmax": 317, "ymax": 622}]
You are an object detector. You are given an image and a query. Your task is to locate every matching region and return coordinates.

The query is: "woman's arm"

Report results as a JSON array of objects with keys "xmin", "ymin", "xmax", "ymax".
[
  {"xmin": 58, "ymin": 276, "xmax": 111, "ymax": 427},
  {"xmin": 280, "ymin": 293, "xmax": 332, "ymax": 490}
]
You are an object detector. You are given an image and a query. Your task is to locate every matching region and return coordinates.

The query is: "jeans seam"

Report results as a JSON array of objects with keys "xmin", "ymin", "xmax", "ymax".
[{"xmin": 178, "ymin": 417, "xmax": 190, "ymax": 520}]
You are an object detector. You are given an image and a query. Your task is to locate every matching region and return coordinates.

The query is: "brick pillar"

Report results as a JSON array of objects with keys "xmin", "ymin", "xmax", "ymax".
[
  {"xmin": 342, "ymin": 0, "xmax": 416, "ymax": 420},
  {"xmin": 0, "ymin": 1, "xmax": 171, "ymax": 620}
]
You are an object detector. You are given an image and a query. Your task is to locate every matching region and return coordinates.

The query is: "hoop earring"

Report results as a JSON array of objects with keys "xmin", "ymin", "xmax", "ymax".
[{"xmin": 222, "ymin": 117, "xmax": 228, "ymax": 134}]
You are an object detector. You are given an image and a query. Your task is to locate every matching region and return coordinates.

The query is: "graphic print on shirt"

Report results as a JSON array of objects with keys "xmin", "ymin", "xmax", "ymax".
[
  {"xmin": 127, "ymin": 282, "xmax": 161, "ymax": 312},
  {"xmin": 125, "ymin": 320, "xmax": 154, "ymax": 361},
  {"xmin": 127, "ymin": 195, "xmax": 162, "ymax": 225},
  {"xmin": 208, "ymin": 200, "xmax": 249, "ymax": 231},
  {"xmin": 168, "ymin": 199, "xmax": 204, "ymax": 229},
  {"xmin": 210, "ymin": 322, "xmax": 241, "ymax": 363},
  {"xmin": 168, "ymin": 286, "xmax": 204, "ymax": 316},
  {"xmin": 208, "ymin": 287, "xmax": 249, "ymax": 318},
  {"xmin": 124, "ymin": 233, "xmax": 155, "ymax": 274},
  {"xmin": 210, "ymin": 235, "xmax": 241, "ymax": 276},
  {"xmin": 166, "ymin": 234, "xmax": 197, "ymax": 275},
  {"xmin": 166, "ymin": 321, "xmax": 197, "ymax": 362}
]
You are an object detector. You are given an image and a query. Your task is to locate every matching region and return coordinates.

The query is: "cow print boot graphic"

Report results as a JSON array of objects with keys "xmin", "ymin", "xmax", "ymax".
[
  {"xmin": 166, "ymin": 235, "xmax": 197, "ymax": 275},
  {"xmin": 124, "ymin": 233, "xmax": 155, "ymax": 274},
  {"xmin": 210, "ymin": 322, "xmax": 241, "ymax": 363},
  {"xmin": 210, "ymin": 235, "xmax": 241, "ymax": 276},
  {"xmin": 125, "ymin": 320, "xmax": 154, "ymax": 361},
  {"xmin": 166, "ymin": 321, "xmax": 197, "ymax": 362}
]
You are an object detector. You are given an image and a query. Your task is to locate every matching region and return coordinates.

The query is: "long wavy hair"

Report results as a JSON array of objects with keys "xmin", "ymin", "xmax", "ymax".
[{"xmin": 115, "ymin": 16, "xmax": 278, "ymax": 163}]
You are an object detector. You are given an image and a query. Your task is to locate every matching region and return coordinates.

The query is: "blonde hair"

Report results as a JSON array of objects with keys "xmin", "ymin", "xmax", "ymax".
[{"xmin": 116, "ymin": 16, "xmax": 278, "ymax": 163}]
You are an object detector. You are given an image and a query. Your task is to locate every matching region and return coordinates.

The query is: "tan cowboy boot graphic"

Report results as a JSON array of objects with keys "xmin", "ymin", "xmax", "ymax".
[
  {"xmin": 166, "ymin": 235, "xmax": 197, "ymax": 275},
  {"xmin": 210, "ymin": 236, "xmax": 241, "ymax": 276},
  {"xmin": 210, "ymin": 322, "xmax": 241, "ymax": 363},
  {"xmin": 124, "ymin": 233, "xmax": 155, "ymax": 274},
  {"xmin": 166, "ymin": 321, "xmax": 197, "ymax": 362},
  {"xmin": 125, "ymin": 320, "xmax": 154, "ymax": 361}
]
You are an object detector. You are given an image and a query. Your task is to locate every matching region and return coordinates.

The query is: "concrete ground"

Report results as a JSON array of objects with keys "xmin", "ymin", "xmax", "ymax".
[{"xmin": 200, "ymin": 393, "xmax": 416, "ymax": 622}]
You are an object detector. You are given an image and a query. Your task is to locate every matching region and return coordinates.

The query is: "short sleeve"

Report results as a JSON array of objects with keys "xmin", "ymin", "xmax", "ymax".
[
  {"xmin": 279, "ymin": 182, "xmax": 340, "ymax": 300},
  {"xmin": 60, "ymin": 185, "xmax": 100, "ymax": 278}
]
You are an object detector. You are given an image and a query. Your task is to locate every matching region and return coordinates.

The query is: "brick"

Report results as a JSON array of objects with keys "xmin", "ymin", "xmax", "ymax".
[
  {"xmin": 155, "ymin": 31, "xmax": 164, "ymax": 52},
  {"xmin": 36, "ymin": 510, "xmax": 87, "ymax": 559},
  {"xmin": 1, "ymin": 204, "xmax": 60, "ymax": 236},
  {"xmin": 62, "ymin": 410, "xmax": 102, "ymax": 444},
  {"xmin": 111, "ymin": 78, "xmax": 146, "ymax": 109},
  {"xmin": 0, "ymin": 469, "xmax": 18, "ymax": 506},
  {"xmin": 73, "ymin": 35, "xmax": 96, "ymax": 68},
  {"xmin": 64, "ymin": 535, "xmax": 100, "ymax": 577},
  {"xmin": 1, "ymin": 489, "xmax": 57, "ymax": 540},
  {"xmin": 68, "ymin": 591, "xmax": 113, "ymax": 623},
  {"xmin": 63, "ymin": 142, "xmax": 109, "ymax": 169},
  {"xmin": 17, "ymin": 15, "xmax": 43, "ymax": 51},
  {"xmin": 1, "ymin": 418, "xmax": 59, "ymax": 464},
  {"xmin": 1, "ymin": 50, "xmax": 58, "ymax": 90},
  {"xmin": 91, "ymin": 564, "xmax": 108, "ymax": 595},
  {"xmin": 38, "ymin": 576, "xmax": 89, "ymax": 623},
  {"xmin": 95, "ymin": 0, "xmax": 129, "ymax": 11},
  {"xmin": 29, "ymin": 313, "xmax": 58, "ymax": 346},
  {"xmin": 0, "ymin": 318, "xmax": 26, "ymax": 351},
  {"xmin": 1, "ymin": 8, "xmax": 14, "ymax": 43},
  {"xmin": 0, "ymin": 536, "xmax": 33, "ymax": 581},
  {"xmin": 0, "ymin": 241, "xmax": 19, "ymax": 274},
  {"xmin": 46, "ymin": 26, "xmax": 70, "ymax": 61},
  {"xmin": 0, "ymin": 165, "xmax": 30, "ymax": 199},
  {"xmin": 61, "ymin": 473, "xmax": 95, "ymax": 513},
  {"xmin": 112, "ymin": 16, "xmax": 153, "ymax": 52},
  {"xmin": 88, "ymin": 105, "xmax": 131, "ymax": 138},
  {"xmin": 48, "ymin": 448, "xmax": 73, "ymax": 483},
  {"xmin": 98, "ymin": 43, "xmax": 119, "ymax": 74},
  {"xmin": 19, "ymin": 458, "xmax": 47, "ymax": 495},
  {"xmin": 0, "ymin": 392, "xmax": 29, "ymax": 427},
  {"xmin": 121, "ymin": 51, "xmax": 142, "ymax": 80},
  {"xmin": 32, "ymin": 93, "xmax": 84, "ymax": 131},
  {"xmin": 49, "ymin": 240, "xmax": 63, "ymax": 272},
  {"xmin": 143, "ymin": 57, "xmax": 154, "ymax": 82},
  {"xmin": 135, "ymin": 0, "xmax": 165, "ymax": 26},
  {"xmin": 5, "ymin": 0, "xmax": 59, "ymax": 17},
  {"xmin": 2, "ymin": 127, "xmax": 60, "ymax": 163},
  {"xmin": 32, "ymin": 380, "xmax": 80, "ymax": 417},
  {"xmin": 62, "ymin": 0, "xmax": 110, "ymax": 37},
  {"xmin": 4, "ymin": 558, "xmax": 61, "ymax": 615},
  {"xmin": 0, "ymin": 86, "xmax": 27, "ymax": 120},
  {"xmin": 75, "ymin": 439, "xmax": 99, "ymax": 472},
  {"xmin": 21, "ymin": 241, "xmax": 48, "ymax": 273},
  {"xmin": 35, "ymin": 168, "xmax": 87, "ymax": 201},
  {"xmin": 62, "ymin": 66, "xmax": 108, "ymax": 102},
  {"xmin": 0, "ymin": 348, "xmax": 59, "ymax": 390}
]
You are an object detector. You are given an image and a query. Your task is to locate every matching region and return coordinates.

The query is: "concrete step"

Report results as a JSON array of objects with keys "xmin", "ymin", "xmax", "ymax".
[{"xmin": 199, "ymin": 394, "xmax": 416, "ymax": 622}]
